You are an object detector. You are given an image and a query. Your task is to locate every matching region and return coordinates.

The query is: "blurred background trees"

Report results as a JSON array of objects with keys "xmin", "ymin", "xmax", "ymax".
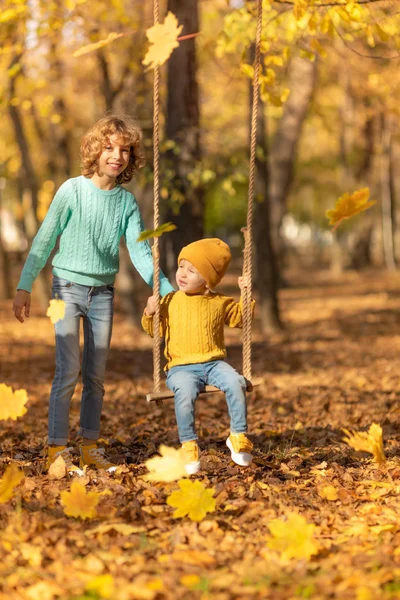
[{"xmin": 1, "ymin": 0, "xmax": 400, "ymax": 331}]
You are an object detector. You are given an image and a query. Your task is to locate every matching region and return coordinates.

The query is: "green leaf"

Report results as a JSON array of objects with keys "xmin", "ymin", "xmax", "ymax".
[{"xmin": 137, "ymin": 222, "xmax": 177, "ymax": 242}]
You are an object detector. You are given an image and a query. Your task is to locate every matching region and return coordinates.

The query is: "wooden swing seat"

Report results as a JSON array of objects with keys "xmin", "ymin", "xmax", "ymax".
[{"xmin": 146, "ymin": 379, "xmax": 255, "ymax": 403}]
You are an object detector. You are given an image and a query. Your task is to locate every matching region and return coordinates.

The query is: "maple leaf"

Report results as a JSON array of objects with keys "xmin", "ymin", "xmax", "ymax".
[
  {"xmin": 342, "ymin": 423, "xmax": 386, "ymax": 465},
  {"xmin": 267, "ymin": 512, "xmax": 319, "ymax": 561},
  {"xmin": 137, "ymin": 222, "xmax": 177, "ymax": 242},
  {"xmin": 167, "ymin": 479, "xmax": 216, "ymax": 522},
  {"xmin": 144, "ymin": 445, "xmax": 187, "ymax": 482},
  {"xmin": 73, "ymin": 32, "xmax": 124, "ymax": 58},
  {"xmin": 0, "ymin": 383, "xmax": 28, "ymax": 421},
  {"xmin": 60, "ymin": 482, "xmax": 103, "ymax": 519},
  {"xmin": 142, "ymin": 12, "xmax": 183, "ymax": 70},
  {"xmin": 326, "ymin": 187, "xmax": 376, "ymax": 232},
  {"xmin": 46, "ymin": 299, "xmax": 66, "ymax": 324},
  {"xmin": 0, "ymin": 464, "xmax": 24, "ymax": 503}
]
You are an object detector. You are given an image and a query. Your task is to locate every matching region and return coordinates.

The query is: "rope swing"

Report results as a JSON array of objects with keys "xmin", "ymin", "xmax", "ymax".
[{"xmin": 147, "ymin": 0, "xmax": 262, "ymax": 403}]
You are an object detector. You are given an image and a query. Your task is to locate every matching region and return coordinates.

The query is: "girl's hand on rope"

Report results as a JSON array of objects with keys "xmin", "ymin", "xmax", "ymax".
[
  {"xmin": 238, "ymin": 276, "xmax": 250, "ymax": 291},
  {"xmin": 144, "ymin": 295, "xmax": 158, "ymax": 316}
]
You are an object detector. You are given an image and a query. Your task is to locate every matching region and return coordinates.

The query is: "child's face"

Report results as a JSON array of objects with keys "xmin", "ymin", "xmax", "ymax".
[
  {"xmin": 97, "ymin": 134, "xmax": 130, "ymax": 180},
  {"xmin": 176, "ymin": 259, "xmax": 207, "ymax": 294}
]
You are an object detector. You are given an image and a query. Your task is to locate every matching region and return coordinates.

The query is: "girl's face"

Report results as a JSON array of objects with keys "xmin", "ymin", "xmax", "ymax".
[
  {"xmin": 97, "ymin": 134, "xmax": 130, "ymax": 180},
  {"xmin": 176, "ymin": 259, "xmax": 207, "ymax": 294}
]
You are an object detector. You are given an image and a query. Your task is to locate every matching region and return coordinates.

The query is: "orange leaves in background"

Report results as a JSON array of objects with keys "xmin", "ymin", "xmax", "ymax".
[
  {"xmin": 0, "ymin": 383, "xmax": 28, "ymax": 420},
  {"xmin": 342, "ymin": 423, "xmax": 386, "ymax": 465},
  {"xmin": 60, "ymin": 482, "xmax": 106, "ymax": 519},
  {"xmin": 46, "ymin": 299, "xmax": 66, "ymax": 324},
  {"xmin": 143, "ymin": 12, "xmax": 183, "ymax": 70},
  {"xmin": 0, "ymin": 464, "xmax": 24, "ymax": 503},
  {"xmin": 144, "ymin": 445, "xmax": 187, "ymax": 482},
  {"xmin": 73, "ymin": 32, "xmax": 124, "ymax": 58},
  {"xmin": 167, "ymin": 480, "xmax": 216, "ymax": 522},
  {"xmin": 326, "ymin": 187, "xmax": 376, "ymax": 232},
  {"xmin": 267, "ymin": 512, "xmax": 319, "ymax": 561}
]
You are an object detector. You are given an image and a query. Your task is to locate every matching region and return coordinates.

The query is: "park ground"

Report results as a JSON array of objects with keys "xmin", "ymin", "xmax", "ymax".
[{"xmin": 1, "ymin": 268, "xmax": 400, "ymax": 599}]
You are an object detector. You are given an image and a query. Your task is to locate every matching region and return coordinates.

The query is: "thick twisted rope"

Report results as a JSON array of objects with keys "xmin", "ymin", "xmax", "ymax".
[
  {"xmin": 152, "ymin": 0, "xmax": 161, "ymax": 394},
  {"xmin": 242, "ymin": 0, "xmax": 262, "ymax": 382}
]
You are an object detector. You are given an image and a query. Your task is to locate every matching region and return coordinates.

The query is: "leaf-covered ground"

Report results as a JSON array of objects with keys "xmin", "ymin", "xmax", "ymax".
[{"xmin": 1, "ymin": 269, "xmax": 400, "ymax": 600}]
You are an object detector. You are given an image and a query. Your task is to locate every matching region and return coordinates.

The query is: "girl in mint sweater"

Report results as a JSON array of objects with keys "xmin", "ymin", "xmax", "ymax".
[{"xmin": 12, "ymin": 115, "xmax": 174, "ymax": 474}]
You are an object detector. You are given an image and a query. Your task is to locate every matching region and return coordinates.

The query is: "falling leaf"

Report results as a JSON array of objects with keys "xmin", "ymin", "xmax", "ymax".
[
  {"xmin": 326, "ymin": 187, "xmax": 376, "ymax": 231},
  {"xmin": 137, "ymin": 222, "xmax": 176, "ymax": 242},
  {"xmin": 144, "ymin": 445, "xmax": 187, "ymax": 482},
  {"xmin": 73, "ymin": 32, "xmax": 124, "ymax": 58},
  {"xmin": 46, "ymin": 299, "xmax": 66, "ymax": 324},
  {"xmin": 267, "ymin": 512, "xmax": 319, "ymax": 561},
  {"xmin": 318, "ymin": 485, "xmax": 339, "ymax": 501},
  {"xmin": 342, "ymin": 423, "xmax": 386, "ymax": 465},
  {"xmin": 0, "ymin": 464, "xmax": 24, "ymax": 503},
  {"xmin": 142, "ymin": 12, "xmax": 183, "ymax": 70},
  {"xmin": 167, "ymin": 479, "xmax": 216, "ymax": 522},
  {"xmin": 60, "ymin": 482, "xmax": 103, "ymax": 519},
  {"xmin": 0, "ymin": 384, "xmax": 28, "ymax": 421}
]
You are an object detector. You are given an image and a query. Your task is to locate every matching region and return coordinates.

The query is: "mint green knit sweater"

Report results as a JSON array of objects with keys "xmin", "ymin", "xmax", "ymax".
[{"xmin": 17, "ymin": 176, "xmax": 174, "ymax": 295}]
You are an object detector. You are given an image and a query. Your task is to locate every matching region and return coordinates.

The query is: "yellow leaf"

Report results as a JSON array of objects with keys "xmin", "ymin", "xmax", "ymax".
[
  {"xmin": 73, "ymin": 32, "xmax": 124, "ymax": 58},
  {"xmin": 60, "ymin": 482, "xmax": 104, "ymax": 519},
  {"xmin": 137, "ymin": 222, "xmax": 176, "ymax": 242},
  {"xmin": 48, "ymin": 455, "xmax": 67, "ymax": 480},
  {"xmin": 0, "ymin": 464, "xmax": 24, "ymax": 503},
  {"xmin": 142, "ymin": 12, "xmax": 183, "ymax": 70},
  {"xmin": 326, "ymin": 187, "xmax": 376, "ymax": 231},
  {"xmin": 318, "ymin": 485, "xmax": 338, "ymax": 501},
  {"xmin": 180, "ymin": 574, "xmax": 201, "ymax": 588},
  {"xmin": 342, "ymin": 423, "xmax": 386, "ymax": 465},
  {"xmin": 167, "ymin": 479, "xmax": 216, "ymax": 522},
  {"xmin": 267, "ymin": 512, "xmax": 319, "ymax": 561},
  {"xmin": 144, "ymin": 445, "xmax": 187, "ymax": 482},
  {"xmin": 86, "ymin": 575, "xmax": 114, "ymax": 599},
  {"xmin": 46, "ymin": 299, "xmax": 66, "ymax": 324},
  {"xmin": 0, "ymin": 384, "xmax": 28, "ymax": 420},
  {"xmin": 86, "ymin": 523, "xmax": 146, "ymax": 536}
]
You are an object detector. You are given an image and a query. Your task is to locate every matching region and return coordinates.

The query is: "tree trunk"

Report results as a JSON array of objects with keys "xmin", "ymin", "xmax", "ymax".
[
  {"xmin": 380, "ymin": 112, "xmax": 396, "ymax": 270},
  {"xmin": 163, "ymin": 0, "xmax": 203, "ymax": 268},
  {"xmin": 0, "ymin": 188, "xmax": 13, "ymax": 300},
  {"xmin": 249, "ymin": 47, "xmax": 281, "ymax": 333},
  {"xmin": 8, "ymin": 63, "xmax": 49, "ymax": 307},
  {"xmin": 269, "ymin": 55, "xmax": 318, "ymax": 253}
]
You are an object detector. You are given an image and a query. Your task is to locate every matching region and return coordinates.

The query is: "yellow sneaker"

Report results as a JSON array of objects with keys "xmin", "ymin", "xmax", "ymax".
[
  {"xmin": 79, "ymin": 444, "xmax": 117, "ymax": 473},
  {"xmin": 181, "ymin": 440, "xmax": 200, "ymax": 475},
  {"xmin": 47, "ymin": 445, "xmax": 84, "ymax": 476},
  {"xmin": 226, "ymin": 433, "xmax": 253, "ymax": 467}
]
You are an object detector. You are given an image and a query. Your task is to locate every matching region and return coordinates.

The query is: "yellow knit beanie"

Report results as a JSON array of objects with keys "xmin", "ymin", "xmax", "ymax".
[{"xmin": 178, "ymin": 238, "xmax": 232, "ymax": 289}]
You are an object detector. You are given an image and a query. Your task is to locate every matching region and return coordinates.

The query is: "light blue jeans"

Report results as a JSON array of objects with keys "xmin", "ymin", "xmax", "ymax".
[
  {"xmin": 166, "ymin": 360, "xmax": 248, "ymax": 443},
  {"xmin": 48, "ymin": 276, "xmax": 114, "ymax": 445}
]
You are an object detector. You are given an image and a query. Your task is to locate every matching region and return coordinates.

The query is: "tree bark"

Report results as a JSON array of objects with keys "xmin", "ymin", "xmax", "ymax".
[
  {"xmin": 163, "ymin": 0, "xmax": 203, "ymax": 268},
  {"xmin": 269, "ymin": 55, "xmax": 318, "ymax": 253},
  {"xmin": 380, "ymin": 112, "xmax": 396, "ymax": 270},
  {"xmin": 250, "ymin": 48, "xmax": 281, "ymax": 333}
]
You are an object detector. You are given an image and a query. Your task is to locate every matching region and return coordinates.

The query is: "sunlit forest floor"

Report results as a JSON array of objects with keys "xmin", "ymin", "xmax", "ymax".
[{"xmin": 1, "ymin": 268, "xmax": 400, "ymax": 599}]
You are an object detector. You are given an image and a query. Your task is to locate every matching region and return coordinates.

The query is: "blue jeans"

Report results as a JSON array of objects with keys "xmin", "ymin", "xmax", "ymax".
[
  {"xmin": 48, "ymin": 276, "xmax": 114, "ymax": 445},
  {"xmin": 166, "ymin": 360, "xmax": 248, "ymax": 443}
]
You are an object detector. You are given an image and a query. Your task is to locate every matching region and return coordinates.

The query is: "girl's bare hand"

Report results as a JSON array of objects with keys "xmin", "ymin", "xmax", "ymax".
[{"xmin": 13, "ymin": 290, "xmax": 31, "ymax": 323}]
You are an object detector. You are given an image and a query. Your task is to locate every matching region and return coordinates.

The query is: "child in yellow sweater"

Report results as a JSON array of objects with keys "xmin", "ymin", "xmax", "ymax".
[{"xmin": 142, "ymin": 238, "xmax": 255, "ymax": 474}]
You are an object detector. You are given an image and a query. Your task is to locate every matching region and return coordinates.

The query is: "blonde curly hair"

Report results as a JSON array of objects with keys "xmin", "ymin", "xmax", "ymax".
[{"xmin": 80, "ymin": 114, "xmax": 145, "ymax": 184}]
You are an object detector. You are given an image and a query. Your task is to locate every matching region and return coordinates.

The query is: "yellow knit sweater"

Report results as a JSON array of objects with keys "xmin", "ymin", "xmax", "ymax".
[{"xmin": 141, "ymin": 290, "xmax": 255, "ymax": 370}]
